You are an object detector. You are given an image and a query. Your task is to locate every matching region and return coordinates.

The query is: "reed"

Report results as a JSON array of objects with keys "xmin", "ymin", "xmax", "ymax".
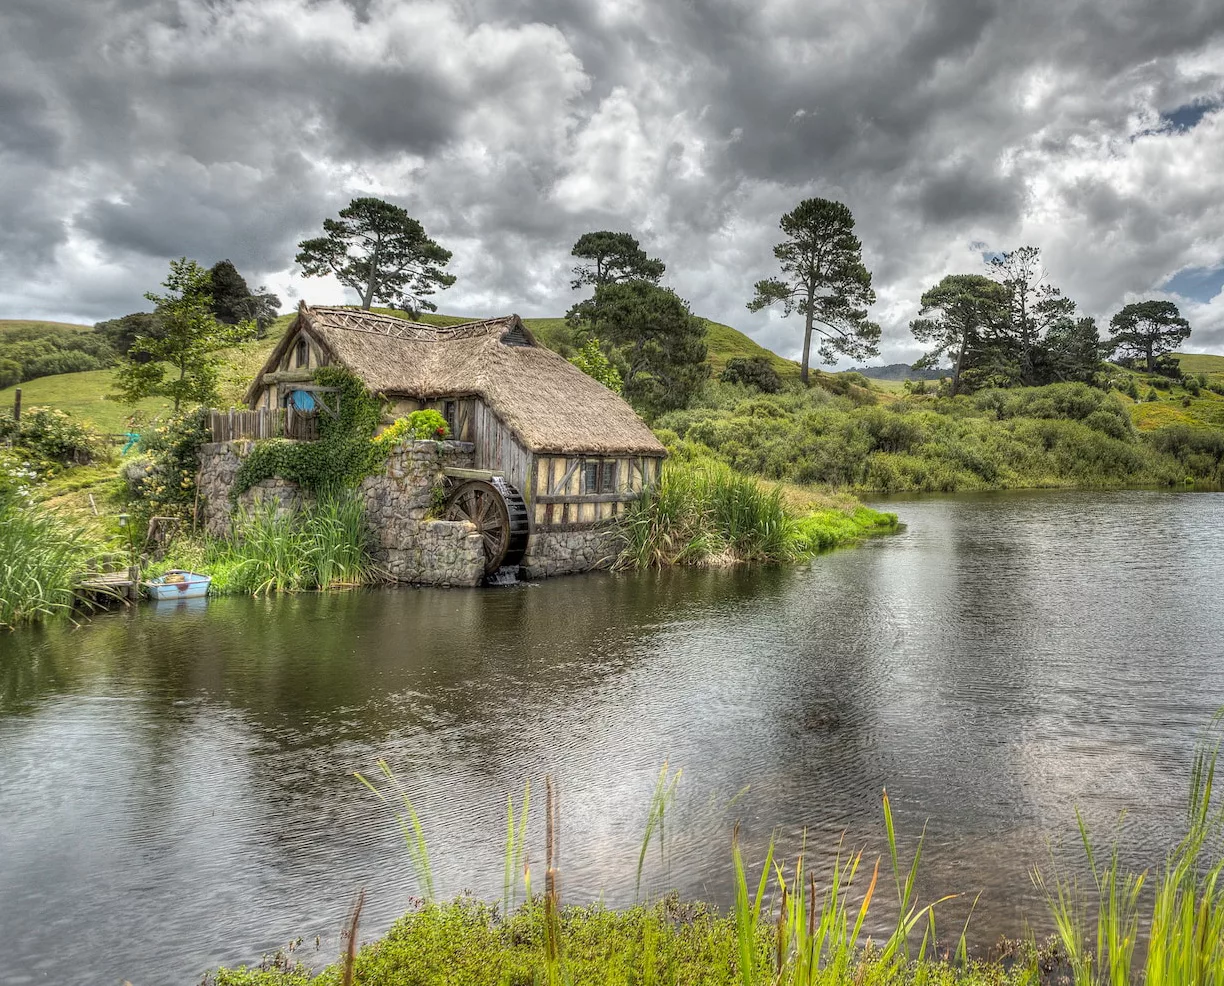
[
  {"xmin": 0, "ymin": 497, "xmax": 86, "ymax": 628},
  {"xmin": 354, "ymin": 759, "xmax": 435, "ymax": 901},
  {"xmin": 1033, "ymin": 710, "xmax": 1224, "ymax": 985},
  {"xmin": 617, "ymin": 460, "xmax": 895, "ymax": 569}
]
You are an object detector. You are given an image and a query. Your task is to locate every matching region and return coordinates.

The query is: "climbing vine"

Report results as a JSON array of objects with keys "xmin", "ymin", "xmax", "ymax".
[{"xmin": 233, "ymin": 368, "xmax": 448, "ymax": 498}]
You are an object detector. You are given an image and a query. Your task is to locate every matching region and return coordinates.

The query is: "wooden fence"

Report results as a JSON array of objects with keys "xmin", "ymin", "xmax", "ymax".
[{"xmin": 208, "ymin": 407, "xmax": 319, "ymax": 443}]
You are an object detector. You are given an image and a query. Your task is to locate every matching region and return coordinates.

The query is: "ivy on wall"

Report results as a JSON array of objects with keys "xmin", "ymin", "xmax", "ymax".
[{"xmin": 233, "ymin": 368, "xmax": 449, "ymax": 498}]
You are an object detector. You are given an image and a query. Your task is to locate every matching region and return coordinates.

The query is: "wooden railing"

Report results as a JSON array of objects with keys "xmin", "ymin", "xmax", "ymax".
[{"xmin": 208, "ymin": 407, "xmax": 319, "ymax": 442}]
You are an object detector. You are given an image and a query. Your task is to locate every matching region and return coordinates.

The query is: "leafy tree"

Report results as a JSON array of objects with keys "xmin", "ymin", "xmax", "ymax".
[
  {"xmin": 1108, "ymin": 300, "xmax": 1191, "ymax": 372},
  {"xmin": 1034, "ymin": 315, "xmax": 1103, "ymax": 384},
  {"xmin": 569, "ymin": 338, "xmax": 623, "ymax": 394},
  {"xmin": 987, "ymin": 245, "xmax": 1077, "ymax": 385},
  {"xmin": 720, "ymin": 356, "xmax": 783, "ymax": 393},
  {"xmin": 0, "ymin": 359, "xmax": 20, "ymax": 389},
  {"xmin": 569, "ymin": 231, "xmax": 666, "ymax": 290},
  {"xmin": 113, "ymin": 258, "xmax": 252, "ymax": 412},
  {"xmin": 95, "ymin": 312, "xmax": 161, "ymax": 356},
  {"xmin": 910, "ymin": 274, "xmax": 1010, "ymax": 396},
  {"xmin": 296, "ymin": 197, "xmax": 456, "ymax": 313},
  {"xmin": 747, "ymin": 197, "xmax": 880, "ymax": 384},
  {"xmin": 569, "ymin": 281, "xmax": 709, "ymax": 418},
  {"xmin": 207, "ymin": 259, "xmax": 282, "ymax": 338}
]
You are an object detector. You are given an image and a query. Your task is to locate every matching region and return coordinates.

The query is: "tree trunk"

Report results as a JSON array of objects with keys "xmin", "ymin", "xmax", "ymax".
[
  {"xmin": 801, "ymin": 287, "xmax": 814, "ymax": 385},
  {"xmin": 361, "ymin": 238, "xmax": 381, "ymax": 309},
  {"xmin": 951, "ymin": 332, "xmax": 970, "ymax": 397},
  {"xmin": 1146, "ymin": 341, "xmax": 1155, "ymax": 372}
]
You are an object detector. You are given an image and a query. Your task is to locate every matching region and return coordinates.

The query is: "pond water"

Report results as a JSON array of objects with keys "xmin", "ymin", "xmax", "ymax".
[{"xmin": 2, "ymin": 490, "xmax": 1223, "ymax": 985}]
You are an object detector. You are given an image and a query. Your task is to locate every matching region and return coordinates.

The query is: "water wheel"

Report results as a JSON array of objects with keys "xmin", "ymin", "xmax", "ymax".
[{"xmin": 444, "ymin": 478, "xmax": 530, "ymax": 576}]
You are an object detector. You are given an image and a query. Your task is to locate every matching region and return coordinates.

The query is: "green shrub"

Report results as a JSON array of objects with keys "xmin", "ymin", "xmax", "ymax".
[
  {"xmin": 135, "ymin": 408, "xmax": 211, "ymax": 515},
  {"xmin": 0, "ymin": 358, "xmax": 20, "ymax": 388},
  {"xmin": 405, "ymin": 409, "xmax": 450, "ymax": 440},
  {"xmin": 1146, "ymin": 388, "xmax": 1160, "ymax": 402},
  {"xmin": 0, "ymin": 406, "xmax": 100, "ymax": 471},
  {"xmin": 569, "ymin": 338, "xmax": 624, "ymax": 393},
  {"xmin": 720, "ymin": 357, "xmax": 782, "ymax": 393}
]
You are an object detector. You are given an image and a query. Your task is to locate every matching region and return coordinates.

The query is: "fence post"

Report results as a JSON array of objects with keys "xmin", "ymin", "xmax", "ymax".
[{"xmin": 13, "ymin": 388, "xmax": 21, "ymax": 422}]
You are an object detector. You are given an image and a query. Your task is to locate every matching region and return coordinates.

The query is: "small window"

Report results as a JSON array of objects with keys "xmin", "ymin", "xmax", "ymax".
[
  {"xmin": 444, "ymin": 400, "xmax": 457, "ymax": 436},
  {"xmin": 583, "ymin": 461, "xmax": 599, "ymax": 494},
  {"xmin": 295, "ymin": 338, "xmax": 309, "ymax": 367},
  {"xmin": 600, "ymin": 461, "xmax": 617, "ymax": 493}
]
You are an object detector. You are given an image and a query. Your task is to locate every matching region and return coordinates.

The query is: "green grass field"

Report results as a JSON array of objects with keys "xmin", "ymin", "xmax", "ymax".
[{"xmin": 0, "ymin": 318, "xmax": 92, "ymax": 337}]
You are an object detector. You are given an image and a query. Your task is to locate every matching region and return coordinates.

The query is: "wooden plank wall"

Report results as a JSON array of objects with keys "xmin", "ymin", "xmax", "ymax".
[
  {"xmin": 208, "ymin": 408, "xmax": 318, "ymax": 442},
  {"xmin": 532, "ymin": 453, "xmax": 665, "ymax": 530},
  {"xmin": 472, "ymin": 401, "xmax": 534, "ymax": 500}
]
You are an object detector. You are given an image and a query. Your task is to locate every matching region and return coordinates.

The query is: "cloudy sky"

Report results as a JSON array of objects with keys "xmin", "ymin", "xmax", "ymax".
[{"xmin": 2, "ymin": 0, "xmax": 1223, "ymax": 365}]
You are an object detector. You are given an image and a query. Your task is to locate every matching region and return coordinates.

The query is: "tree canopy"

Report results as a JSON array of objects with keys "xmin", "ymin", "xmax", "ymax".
[
  {"xmin": 987, "ymin": 246, "xmax": 1078, "ymax": 386},
  {"xmin": 1108, "ymin": 300, "xmax": 1191, "ymax": 372},
  {"xmin": 296, "ymin": 197, "xmax": 455, "ymax": 314},
  {"xmin": 747, "ymin": 197, "xmax": 880, "ymax": 384},
  {"xmin": 207, "ymin": 260, "xmax": 281, "ymax": 337},
  {"xmin": 112, "ymin": 258, "xmax": 252, "ymax": 412},
  {"xmin": 569, "ymin": 231, "xmax": 666, "ymax": 290},
  {"xmin": 910, "ymin": 274, "xmax": 1010, "ymax": 396},
  {"xmin": 569, "ymin": 280, "xmax": 709, "ymax": 419}
]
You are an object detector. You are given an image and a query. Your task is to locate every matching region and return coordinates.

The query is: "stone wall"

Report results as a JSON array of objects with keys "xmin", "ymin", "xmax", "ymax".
[
  {"xmin": 197, "ymin": 438, "xmax": 630, "ymax": 584},
  {"xmin": 521, "ymin": 525, "xmax": 622, "ymax": 579},
  {"xmin": 197, "ymin": 439, "xmax": 484, "ymax": 587}
]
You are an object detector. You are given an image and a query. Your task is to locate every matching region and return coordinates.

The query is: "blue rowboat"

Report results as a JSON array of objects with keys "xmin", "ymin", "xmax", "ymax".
[{"xmin": 144, "ymin": 570, "xmax": 211, "ymax": 600}]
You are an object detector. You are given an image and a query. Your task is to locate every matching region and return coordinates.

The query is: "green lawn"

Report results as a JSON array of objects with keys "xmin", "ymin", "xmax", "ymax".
[{"xmin": 0, "ymin": 369, "xmax": 167, "ymax": 433}]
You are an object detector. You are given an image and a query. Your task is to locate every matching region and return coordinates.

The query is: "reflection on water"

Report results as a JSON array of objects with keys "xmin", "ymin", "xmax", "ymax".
[{"xmin": 1, "ymin": 489, "xmax": 1223, "ymax": 985}]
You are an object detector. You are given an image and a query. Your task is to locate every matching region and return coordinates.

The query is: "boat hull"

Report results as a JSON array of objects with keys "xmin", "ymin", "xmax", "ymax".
[{"xmin": 144, "ymin": 572, "xmax": 211, "ymax": 600}]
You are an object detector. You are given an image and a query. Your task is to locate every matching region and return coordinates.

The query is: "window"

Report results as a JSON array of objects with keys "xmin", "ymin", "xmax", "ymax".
[
  {"xmin": 444, "ymin": 400, "xmax": 457, "ymax": 436},
  {"xmin": 582, "ymin": 460, "xmax": 617, "ymax": 494},
  {"xmin": 294, "ymin": 338, "xmax": 309, "ymax": 367}
]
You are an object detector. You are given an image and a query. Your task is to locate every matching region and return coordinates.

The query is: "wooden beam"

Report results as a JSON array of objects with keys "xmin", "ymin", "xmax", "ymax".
[
  {"xmin": 443, "ymin": 467, "xmax": 504, "ymax": 481},
  {"xmin": 551, "ymin": 458, "xmax": 581, "ymax": 496},
  {"xmin": 535, "ymin": 492, "xmax": 640, "ymax": 505}
]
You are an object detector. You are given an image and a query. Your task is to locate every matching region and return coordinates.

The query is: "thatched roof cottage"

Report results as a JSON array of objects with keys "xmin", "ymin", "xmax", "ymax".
[{"xmin": 243, "ymin": 304, "xmax": 666, "ymax": 578}]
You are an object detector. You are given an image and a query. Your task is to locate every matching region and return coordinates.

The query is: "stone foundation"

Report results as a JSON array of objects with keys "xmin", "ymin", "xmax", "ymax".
[
  {"xmin": 197, "ymin": 439, "xmax": 628, "ymax": 585},
  {"xmin": 521, "ymin": 526, "xmax": 621, "ymax": 579},
  {"xmin": 197, "ymin": 439, "xmax": 484, "ymax": 587}
]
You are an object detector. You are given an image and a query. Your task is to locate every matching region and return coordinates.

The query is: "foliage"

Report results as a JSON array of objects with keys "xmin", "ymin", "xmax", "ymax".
[
  {"xmin": 1108, "ymin": 300, "xmax": 1192, "ymax": 372},
  {"xmin": 986, "ymin": 246, "xmax": 1084, "ymax": 386},
  {"xmin": 0, "ymin": 493, "xmax": 85, "ymax": 629},
  {"xmin": 910, "ymin": 274, "xmax": 1011, "ymax": 395},
  {"xmin": 296, "ymin": 197, "xmax": 456, "ymax": 313},
  {"xmin": 568, "ymin": 337, "xmax": 624, "ymax": 393},
  {"xmin": 569, "ymin": 231, "xmax": 666, "ymax": 289},
  {"xmin": 747, "ymin": 197, "xmax": 881, "ymax": 383},
  {"xmin": 208, "ymin": 260, "xmax": 281, "ymax": 337},
  {"xmin": 0, "ymin": 321, "xmax": 118, "ymax": 384},
  {"xmin": 93, "ymin": 311, "xmax": 161, "ymax": 356},
  {"xmin": 0, "ymin": 406, "xmax": 100, "ymax": 472},
  {"xmin": 720, "ymin": 356, "xmax": 783, "ymax": 393},
  {"xmin": 133, "ymin": 408, "xmax": 212, "ymax": 515},
  {"xmin": 655, "ymin": 380, "xmax": 1208, "ymax": 493},
  {"xmin": 569, "ymin": 280, "xmax": 710, "ymax": 419},
  {"xmin": 236, "ymin": 368, "xmax": 418, "ymax": 497},
  {"xmin": 404, "ymin": 410, "xmax": 450, "ymax": 440},
  {"xmin": 617, "ymin": 459, "xmax": 896, "ymax": 569},
  {"xmin": 112, "ymin": 258, "xmax": 254, "ymax": 412},
  {"xmin": 152, "ymin": 495, "xmax": 374, "ymax": 595}
]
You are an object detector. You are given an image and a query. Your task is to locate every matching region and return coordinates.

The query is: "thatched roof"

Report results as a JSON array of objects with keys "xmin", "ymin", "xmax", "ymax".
[{"xmin": 247, "ymin": 304, "xmax": 666, "ymax": 456}]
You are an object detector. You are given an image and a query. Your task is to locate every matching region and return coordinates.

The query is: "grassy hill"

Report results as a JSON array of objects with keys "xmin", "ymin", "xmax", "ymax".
[{"xmin": 0, "ymin": 318, "xmax": 93, "ymax": 337}]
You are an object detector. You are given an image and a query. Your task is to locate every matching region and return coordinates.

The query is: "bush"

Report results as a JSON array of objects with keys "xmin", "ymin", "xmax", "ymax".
[
  {"xmin": 405, "ymin": 409, "xmax": 450, "ymax": 440},
  {"xmin": 719, "ymin": 357, "xmax": 782, "ymax": 394},
  {"xmin": 1146, "ymin": 388, "xmax": 1160, "ymax": 402},
  {"xmin": 0, "ymin": 406, "xmax": 100, "ymax": 471},
  {"xmin": 0, "ymin": 358, "xmax": 20, "ymax": 388},
  {"xmin": 135, "ymin": 408, "xmax": 211, "ymax": 514},
  {"xmin": 569, "ymin": 338, "xmax": 624, "ymax": 393}
]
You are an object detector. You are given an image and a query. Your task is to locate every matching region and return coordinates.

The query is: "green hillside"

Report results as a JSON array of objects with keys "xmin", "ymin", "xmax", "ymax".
[{"xmin": 0, "ymin": 318, "xmax": 92, "ymax": 337}]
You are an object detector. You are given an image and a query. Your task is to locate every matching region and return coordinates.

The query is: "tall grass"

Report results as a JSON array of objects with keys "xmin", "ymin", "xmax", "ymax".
[
  {"xmin": 154, "ymin": 493, "xmax": 376, "ymax": 595},
  {"xmin": 1034, "ymin": 711, "xmax": 1224, "ymax": 985},
  {"xmin": 0, "ymin": 497, "xmax": 85, "ymax": 628},
  {"xmin": 617, "ymin": 460, "xmax": 896, "ymax": 569}
]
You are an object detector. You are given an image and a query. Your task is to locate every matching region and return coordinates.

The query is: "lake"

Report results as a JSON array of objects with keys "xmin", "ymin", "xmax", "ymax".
[{"xmin": 2, "ymin": 489, "xmax": 1222, "ymax": 984}]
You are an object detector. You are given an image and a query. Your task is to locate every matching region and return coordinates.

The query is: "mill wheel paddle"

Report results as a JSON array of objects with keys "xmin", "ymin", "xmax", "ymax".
[{"xmin": 444, "ymin": 478, "xmax": 529, "ymax": 576}]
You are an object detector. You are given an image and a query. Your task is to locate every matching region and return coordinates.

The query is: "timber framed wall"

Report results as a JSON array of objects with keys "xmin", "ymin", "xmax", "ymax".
[{"xmin": 530, "ymin": 453, "xmax": 663, "ymax": 530}]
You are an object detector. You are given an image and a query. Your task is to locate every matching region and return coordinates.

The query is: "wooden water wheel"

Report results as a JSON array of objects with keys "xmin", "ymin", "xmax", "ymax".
[{"xmin": 444, "ymin": 478, "xmax": 530, "ymax": 575}]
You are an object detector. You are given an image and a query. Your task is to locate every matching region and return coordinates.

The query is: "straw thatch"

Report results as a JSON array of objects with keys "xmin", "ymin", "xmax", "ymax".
[{"xmin": 247, "ymin": 305, "xmax": 666, "ymax": 456}]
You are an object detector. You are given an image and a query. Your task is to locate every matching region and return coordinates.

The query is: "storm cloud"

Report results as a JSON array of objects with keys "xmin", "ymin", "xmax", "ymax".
[{"xmin": 2, "ymin": 0, "xmax": 1223, "ymax": 361}]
